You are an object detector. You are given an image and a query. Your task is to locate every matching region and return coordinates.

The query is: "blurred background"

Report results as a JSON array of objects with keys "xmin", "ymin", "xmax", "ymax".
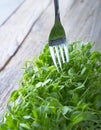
[
  {"xmin": 0, "ymin": 0, "xmax": 101, "ymax": 119},
  {"xmin": 0, "ymin": 0, "xmax": 24, "ymax": 26}
]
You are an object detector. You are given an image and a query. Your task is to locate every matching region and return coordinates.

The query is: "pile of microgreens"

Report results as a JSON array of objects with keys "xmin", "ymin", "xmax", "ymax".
[{"xmin": 0, "ymin": 41, "xmax": 101, "ymax": 130}]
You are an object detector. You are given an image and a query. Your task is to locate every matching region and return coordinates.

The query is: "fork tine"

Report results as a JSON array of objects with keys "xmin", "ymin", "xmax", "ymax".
[
  {"xmin": 63, "ymin": 43, "xmax": 69, "ymax": 62},
  {"xmin": 59, "ymin": 45, "xmax": 65, "ymax": 63},
  {"xmin": 49, "ymin": 47, "xmax": 58, "ymax": 68},
  {"xmin": 55, "ymin": 46, "xmax": 62, "ymax": 69}
]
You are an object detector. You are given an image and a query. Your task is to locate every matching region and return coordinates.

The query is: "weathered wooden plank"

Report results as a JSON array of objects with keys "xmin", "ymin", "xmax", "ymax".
[
  {"xmin": 0, "ymin": 0, "xmax": 53, "ymax": 119},
  {"xmin": 0, "ymin": 0, "xmax": 25, "ymax": 26},
  {"xmin": 60, "ymin": 0, "xmax": 101, "ymax": 50},
  {"xmin": 0, "ymin": 0, "xmax": 51, "ymax": 71}
]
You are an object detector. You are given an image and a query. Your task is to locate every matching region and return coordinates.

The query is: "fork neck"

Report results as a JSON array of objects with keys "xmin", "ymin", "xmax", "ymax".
[{"xmin": 54, "ymin": 0, "xmax": 60, "ymax": 22}]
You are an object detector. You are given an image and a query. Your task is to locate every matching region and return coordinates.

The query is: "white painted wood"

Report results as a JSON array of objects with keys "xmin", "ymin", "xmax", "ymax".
[
  {"xmin": 60, "ymin": 0, "xmax": 101, "ymax": 51},
  {"xmin": 0, "ymin": 3, "xmax": 53, "ymax": 119},
  {"xmin": 0, "ymin": 0, "xmax": 51, "ymax": 71},
  {"xmin": 0, "ymin": 0, "xmax": 24, "ymax": 26}
]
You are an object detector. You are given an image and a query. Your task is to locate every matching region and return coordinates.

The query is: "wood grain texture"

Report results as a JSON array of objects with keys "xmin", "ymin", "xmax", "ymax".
[
  {"xmin": 0, "ymin": 0, "xmax": 53, "ymax": 120},
  {"xmin": 0, "ymin": 0, "xmax": 51, "ymax": 71},
  {"xmin": 0, "ymin": 0, "xmax": 101, "ymax": 119},
  {"xmin": 0, "ymin": 0, "xmax": 25, "ymax": 26},
  {"xmin": 60, "ymin": 0, "xmax": 101, "ymax": 50}
]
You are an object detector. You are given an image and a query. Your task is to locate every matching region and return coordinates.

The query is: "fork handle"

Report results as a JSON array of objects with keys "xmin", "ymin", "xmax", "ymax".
[{"xmin": 54, "ymin": 0, "xmax": 60, "ymax": 22}]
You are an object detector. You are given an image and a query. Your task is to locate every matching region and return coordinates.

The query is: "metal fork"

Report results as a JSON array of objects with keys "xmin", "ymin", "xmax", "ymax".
[{"xmin": 48, "ymin": 0, "xmax": 69, "ymax": 69}]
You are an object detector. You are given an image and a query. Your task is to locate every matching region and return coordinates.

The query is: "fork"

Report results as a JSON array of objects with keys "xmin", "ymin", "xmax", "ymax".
[{"xmin": 48, "ymin": 0, "xmax": 69, "ymax": 69}]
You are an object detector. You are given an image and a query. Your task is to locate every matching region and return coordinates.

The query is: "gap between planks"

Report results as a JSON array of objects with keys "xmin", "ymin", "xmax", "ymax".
[
  {"xmin": 0, "ymin": 0, "xmax": 52, "ymax": 72},
  {"xmin": 0, "ymin": 0, "xmax": 53, "ymax": 120},
  {"xmin": 0, "ymin": 0, "xmax": 52, "ymax": 71},
  {"xmin": 0, "ymin": 0, "xmax": 25, "ymax": 27}
]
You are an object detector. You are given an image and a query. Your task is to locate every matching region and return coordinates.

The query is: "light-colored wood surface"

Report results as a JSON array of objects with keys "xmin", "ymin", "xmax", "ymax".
[
  {"xmin": 0, "ymin": 0, "xmax": 24, "ymax": 26},
  {"xmin": 61, "ymin": 0, "xmax": 101, "ymax": 50},
  {"xmin": 0, "ymin": 0, "xmax": 51, "ymax": 119},
  {"xmin": 0, "ymin": 0, "xmax": 51, "ymax": 71},
  {"xmin": 0, "ymin": 0, "xmax": 101, "ymax": 119}
]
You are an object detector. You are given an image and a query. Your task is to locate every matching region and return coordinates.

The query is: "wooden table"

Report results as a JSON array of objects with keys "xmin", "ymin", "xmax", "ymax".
[
  {"xmin": 0, "ymin": 0, "xmax": 101, "ymax": 119},
  {"xmin": 0, "ymin": 0, "xmax": 24, "ymax": 26}
]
